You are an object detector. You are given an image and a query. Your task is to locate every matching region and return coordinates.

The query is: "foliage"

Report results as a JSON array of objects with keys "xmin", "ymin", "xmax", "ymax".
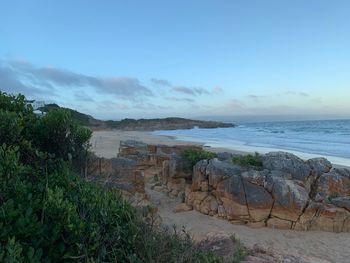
[
  {"xmin": 181, "ymin": 149, "xmax": 217, "ymax": 168},
  {"xmin": 39, "ymin": 103, "xmax": 99, "ymax": 127},
  {"xmin": 230, "ymin": 236, "xmax": 248, "ymax": 263},
  {"xmin": 0, "ymin": 92, "xmax": 225, "ymax": 262},
  {"xmin": 232, "ymin": 152, "xmax": 263, "ymax": 168}
]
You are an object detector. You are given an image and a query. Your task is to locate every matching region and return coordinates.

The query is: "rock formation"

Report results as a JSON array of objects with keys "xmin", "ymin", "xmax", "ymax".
[{"xmin": 88, "ymin": 140, "xmax": 350, "ymax": 232}]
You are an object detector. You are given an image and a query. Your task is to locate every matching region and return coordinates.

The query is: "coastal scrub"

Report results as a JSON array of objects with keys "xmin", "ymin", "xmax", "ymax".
[{"xmin": 0, "ymin": 92, "xmax": 224, "ymax": 262}]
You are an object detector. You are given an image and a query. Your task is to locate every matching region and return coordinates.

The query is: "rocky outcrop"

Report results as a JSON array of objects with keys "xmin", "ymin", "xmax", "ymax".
[
  {"xmin": 181, "ymin": 152, "xmax": 350, "ymax": 232},
  {"xmin": 98, "ymin": 141, "xmax": 350, "ymax": 232}
]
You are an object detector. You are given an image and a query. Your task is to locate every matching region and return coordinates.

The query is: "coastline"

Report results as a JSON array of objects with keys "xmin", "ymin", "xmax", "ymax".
[
  {"xmin": 91, "ymin": 130, "xmax": 350, "ymax": 168},
  {"xmin": 92, "ymin": 129, "xmax": 350, "ymax": 263}
]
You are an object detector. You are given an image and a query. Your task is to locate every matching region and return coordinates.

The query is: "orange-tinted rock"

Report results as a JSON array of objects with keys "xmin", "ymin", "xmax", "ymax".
[
  {"xmin": 316, "ymin": 168, "xmax": 350, "ymax": 201},
  {"xmin": 221, "ymin": 197, "xmax": 249, "ymax": 220},
  {"xmin": 267, "ymin": 217, "xmax": 293, "ymax": 229}
]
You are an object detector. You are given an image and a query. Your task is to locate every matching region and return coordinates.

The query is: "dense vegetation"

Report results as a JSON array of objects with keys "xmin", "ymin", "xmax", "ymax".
[
  {"xmin": 39, "ymin": 104, "xmax": 233, "ymax": 130},
  {"xmin": 181, "ymin": 149, "xmax": 217, "ymax": 168},
  {"xmin": 39, "ymin": 104, "xmax": 101, "ymax": 127},
  {"xmin": 232, "ymin": 153, "xmax": 263, "ymax": 168},
  {"xmin": 0, "ymin": 92, "xmax": 223, "ymax": 262}
]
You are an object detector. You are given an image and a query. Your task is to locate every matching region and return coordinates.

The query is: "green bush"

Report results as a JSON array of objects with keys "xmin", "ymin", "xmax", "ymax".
[
  {"xmin": 232, "ymin": 152, "xmax": 263, "ymax": 168},
  {"xmin": 181, "ymin": 149, "xmax": 217, "ymax": 168},
  {"xmin": 0, "ymin": 92, "xmax": 225, "ymax": 262}
]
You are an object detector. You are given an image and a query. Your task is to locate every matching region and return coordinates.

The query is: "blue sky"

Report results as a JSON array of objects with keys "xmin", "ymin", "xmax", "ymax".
[{"xmin": 1, "ymin": 0, "xmax": 350, "ymax": 120}]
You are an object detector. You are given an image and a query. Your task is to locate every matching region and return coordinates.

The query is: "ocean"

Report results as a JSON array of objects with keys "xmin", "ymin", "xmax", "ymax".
[{"xmin": 152, "ymin": 119, "xmax": 350, "ymax": 166}]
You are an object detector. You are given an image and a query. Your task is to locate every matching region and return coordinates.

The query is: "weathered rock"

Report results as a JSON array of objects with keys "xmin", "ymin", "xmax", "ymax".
[
  {"xmin": 315, "ymin": 168, "xmax": 350, "ymax": 201},
  {"xmin": 216, "ymin": 152, "xmax": 233, "ymax": 161},
  {"xmin": 308, "ymin": 157, "xmax": 332, "ymax": 176},
  {"xmin": 262, "ymin": 152, "xmax": 311, "ymax": 181},
  {"xmin": 114, "ymin": 140, "xmax": 350, "ymax": 232},
  {"xmin": 153, "ymin": 185, "xmax": 164, "ymax": 192},
  {"xmin": 199, "ymin": 195, "xmax": 219, "ymax": 215},
  {"xmin": 221, "ymin": 197, "xmax": 249, "ymax": 221},
  {"xmin": 217, "ymin": 205, "xmax": 226, "ymax": 217},
  {"xmin": 215, "ymin": 173, "xmax": 247, "ymax": 211},
  {"xmin": 270, "ymin": 177, "xmax": 309, "ymax": 221},
  {"xmin": 330, "ymin": 196, "xmax": 350, "ymax": 211},
  {"xmin": 267, "ymin": 217, "xmax": 293, "ymax": 229},
  {"xmin": 87, "ymin": 156, "xmax": 144, "ymax": 193},
  {"xmin": 207, "ymin": 159, "xmax": 244, "ymax": 189},
  {"xmin": 169, "ymin": 189, "xmax": 179, "ymax": 198},
  {"xmin": 192, "ymin": 160, "xmax": 209, "ymax": 191},
  {"xmin": 167, "ymin": 155, "xmax": 192, "ymax": 179},
  {"xmin": 310, "ymin": 204, "xmax": 350, "ymax": 232},
  {"xmin": 241, "ymin": 169, "xmax": 268, "ymax": 186},
  {"xmin": 186, "ymin": 191, "xmax": 209, "ymax": 210},
  {"xmin": 173, "ymin": 203, "xmax": 193, "ymax": 213},
  {"xmin": 243, "ymin": 180, "xmax": 274, "ymax": 222},
  {"xmin": 166, "ymin": 178, "xmax": 186, "ymax": 191}
]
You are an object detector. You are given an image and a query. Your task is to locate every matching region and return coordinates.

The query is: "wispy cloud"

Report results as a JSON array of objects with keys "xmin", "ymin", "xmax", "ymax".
[
  {"xmin": 172, "ymin": 86, "xmax": 209, "ymax": 96},
  {"xmin": 151, "ymin": 78, "xmax": 172, "ymax": 87},
  {"xmin": 1, "ymin": 59, "xmax": 153, "ymax": 100},
  {"xmin": 164, "ymin": 96, "xmax": 194, "ymax": 103},
  {"xmin": 0, "ymin": 62, "xmax": 55, "ymax": 96}
]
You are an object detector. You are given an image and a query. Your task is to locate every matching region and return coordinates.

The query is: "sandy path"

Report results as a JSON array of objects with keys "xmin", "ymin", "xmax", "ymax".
[
  {"xmin": 146, "ymin": 185, "xmax": 350, "ymax": 263},
  {"xmin": 92, "ymin": 130, "xmax": 350, "ymax": 263}
]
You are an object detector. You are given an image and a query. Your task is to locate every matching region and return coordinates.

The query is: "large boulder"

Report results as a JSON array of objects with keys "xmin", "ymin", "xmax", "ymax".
[
  {"xmin": 269, "ymin": 176, "xmax": 309, "ymax": 221},
  {"xmin": 307, "ymin": 158, "xmax": 332, "ymax": 176},
  {"xmin": 262, "ymin": 152, "xmax": 311, "ymax": 181},
  {"xmin": 207, "ymin": 159, "xmax": 244, "ymax": 189},
  {"xmin": 329, "ymin": 196, "xmax": 350, "ymax": 211},
  {"xmin": 192, "ymin": 159, "xmax": 210, "ymax": 191},
  {"xmin": 243, "ymin": 180, "xmax": 274, "ymax": 222},
  {"xmin": 315, "ymin": 168, "xmax": 350, "ymax": 201},
  {"xmin": 166, "ymin": 154, "xmax": 192, "ymax": 179}
]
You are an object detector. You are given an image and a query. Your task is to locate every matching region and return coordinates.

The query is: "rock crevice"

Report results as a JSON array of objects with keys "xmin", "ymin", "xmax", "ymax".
[{"xmin": 95, "ymin": 141, "xmax": 350, "ymax": 232}]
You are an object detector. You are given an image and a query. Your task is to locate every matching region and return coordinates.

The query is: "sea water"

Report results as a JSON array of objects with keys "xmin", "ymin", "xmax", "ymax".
[{"xmin": 152, "ymin": 119, "xmax": 350, "ymax": 166}]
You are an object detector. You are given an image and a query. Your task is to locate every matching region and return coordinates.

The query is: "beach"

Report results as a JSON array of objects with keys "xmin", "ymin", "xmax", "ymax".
[
  {"xmin": 91, "ymin": 129, "xmax": 350, "ymax": 168},
  {"xmin": 91, "ymin": 129, "xmax": 350, "ymax": 263}
]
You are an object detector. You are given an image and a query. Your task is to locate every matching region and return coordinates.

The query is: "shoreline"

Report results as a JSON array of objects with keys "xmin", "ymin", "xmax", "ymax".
[
  {"xmin": 151, "ymin": 132, "xmax": 350, "ymax": 168},
  {"xmin": 91, "ymin": 130, "xmax": 350, "ymax": 168},
  {"xmin": 91, "ymin": 129, "xmax": 350, "ymax": 263}
]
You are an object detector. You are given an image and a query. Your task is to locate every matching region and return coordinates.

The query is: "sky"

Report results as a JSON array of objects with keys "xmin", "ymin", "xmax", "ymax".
[{"xmin": 1, "ymin": 0, "xmax": 350, "ymax": 121}]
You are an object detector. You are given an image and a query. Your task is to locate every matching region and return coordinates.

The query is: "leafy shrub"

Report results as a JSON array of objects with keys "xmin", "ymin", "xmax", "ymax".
[
  {"xmin": 231, "ymin": 236, "xmax": 248, "ymax": 263},
  {"xmin": 181, "ymin": 149, "xmax": 217, "ymax": 168},
  {"xmin": 0, "ymin": 92, "xmax": 224, "ymax": 262},
  {"xmin": 232, "ymin": 152, "xmax": 263, "ymax": 168}
]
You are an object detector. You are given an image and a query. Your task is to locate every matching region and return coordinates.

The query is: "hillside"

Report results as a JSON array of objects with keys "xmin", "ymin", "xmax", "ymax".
[{"xmin": 39, "ymin": 104, "xmax": 234, "ymax": 130}]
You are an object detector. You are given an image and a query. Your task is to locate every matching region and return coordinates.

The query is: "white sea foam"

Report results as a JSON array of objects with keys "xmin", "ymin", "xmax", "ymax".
[{"xmin": 152, "ymin": 119, "xmax": 350, "ymax": 166}]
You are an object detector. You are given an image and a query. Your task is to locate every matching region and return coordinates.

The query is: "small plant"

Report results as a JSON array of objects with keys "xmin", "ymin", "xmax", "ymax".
[
  {"xmin": 232, "ymin": 152, "xmax": 263, "ymax": 168},
  {"xmin": 153, "ymin": 174, "xmax": 162, "ymax": 186},
  {"xmin": 230, "ymin": 235, "xmax": 248, "ymax": 263},
  {"xmin": 181, "ymin": 149, "xmax": 217, "ymax": 168}
]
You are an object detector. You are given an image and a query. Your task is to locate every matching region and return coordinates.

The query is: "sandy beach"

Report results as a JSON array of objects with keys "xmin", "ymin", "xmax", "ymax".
[
  {"xmin": 92, "ymin": 130, "xmax": 350, "ymax": 263},
  {"xmin": 91, "ymin": 130, "xmax": 259, "ymax": 158},
  {"xmin": 91, "ymin": 130, "xmax": 350, "ymax": 168}
]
